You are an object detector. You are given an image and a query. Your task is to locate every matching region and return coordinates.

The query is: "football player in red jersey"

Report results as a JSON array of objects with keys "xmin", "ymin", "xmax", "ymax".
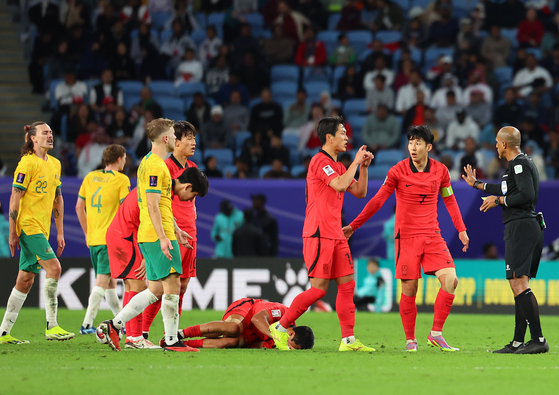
[
  {"xmin": 178, "ymin": 298, "xmax": 314, "ymax": 350},
  {"xmin": 269, "ymin": 116, "xmax": 376, "ymax": 352},
  {"xmin": 343, "ymin": 125, "xmax": 470, "ymax": 352},
  {"xmin": 142, "ymin": 121, "xmax": 200, "ymax": 337}
]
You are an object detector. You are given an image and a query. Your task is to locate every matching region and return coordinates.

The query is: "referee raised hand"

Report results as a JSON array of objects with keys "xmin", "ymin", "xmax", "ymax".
[{"xmin": 462, "ymin": 126, "xmax": 548, "ymax": 354}]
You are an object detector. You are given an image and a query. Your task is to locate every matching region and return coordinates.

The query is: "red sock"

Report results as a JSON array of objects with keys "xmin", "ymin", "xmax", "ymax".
[
  {"xmin": 126, "ymin": 291, "xmax": 141, "ymax": 338},
  {"xmin": 336, "ymin": 280, "xmax": 356, "ymax": 338},
  {"xmin": 279, "ymin": 287, "xmax": 327, "ymax": 328},
  {"xmin": 122, "ymin": 291, "xmax": 132, "ymax": 338},
  {"xmin": 433, "ymin": 289, "xmax": 455, "ymax": 332},
  {"xmin": 178, "ymin": 292, "xmax": 184, "ymax": 317},
  {"xmin": 186, "ymin": 339, "xmax": 203, "ymax": 348},
  {"xmin": 142, "ymin": 299, "xmax": 161, "ymax": 333},
  {"xmin": 183, "ymin": 325, "xmax": 201, "ymax": 338},
  {"xmin": 399, "ymin": 293, "xmax": 417, "ymax": 341}
]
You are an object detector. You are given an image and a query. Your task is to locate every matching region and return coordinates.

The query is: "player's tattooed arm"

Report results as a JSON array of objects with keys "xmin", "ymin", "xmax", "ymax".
[
  {"xmin": 8, "ymin": 187, "xmax": 25, "ymax": 256},
  {"xmin": 54, "ymin": 187, "xmax": 62, "ymax": 203},
  {"xmin": 9, "ymin": 209, "xmax": 18, "ymax": 222}
]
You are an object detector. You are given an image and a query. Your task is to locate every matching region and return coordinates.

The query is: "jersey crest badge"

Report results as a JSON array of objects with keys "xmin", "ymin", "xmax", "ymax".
[
  {"xmin": 431, "ymin": 180, "xmax": 437, "ymax": 192},
  {"xmin": 514, "ymin": 164, "xmax": 523, "ymax": 174},
  {"xmin": 501, "ymin": 180, "xmax": 507, "ymax": 195},
  {"xmin": 322, "ymin": 165, "xmax": 335, "ymax": 176},
  {"xmin": 16, "ymin": 173, "xmax": 25, "ymax": 183},
  {"xmin": 149, "ymin": 176, "xmax": 158, "ymax": 187},
  {"xmin": 271, "ymin": 309, "xmax": 281, "ymax": 318}
]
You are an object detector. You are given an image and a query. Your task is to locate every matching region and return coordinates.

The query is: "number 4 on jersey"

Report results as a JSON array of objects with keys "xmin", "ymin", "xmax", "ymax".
[{"xmin": 91, "ymin": 187, "xmax": 102, "ymax": 213}]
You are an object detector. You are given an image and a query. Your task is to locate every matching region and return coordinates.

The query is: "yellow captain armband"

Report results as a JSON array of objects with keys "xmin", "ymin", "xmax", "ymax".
[{"xmin": 440, "ymin": 186, "xmax": 453, "ymax": 197}]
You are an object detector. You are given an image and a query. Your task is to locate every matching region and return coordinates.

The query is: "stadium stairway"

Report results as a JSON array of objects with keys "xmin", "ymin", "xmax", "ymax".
[{"xmin": 0, "ymin": 0, "xmax": 44, "ymax": 173}]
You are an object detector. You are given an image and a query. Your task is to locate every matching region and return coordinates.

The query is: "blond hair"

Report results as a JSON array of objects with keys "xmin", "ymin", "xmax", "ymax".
[{"xmin": 146, "ymin": 118, "xmax": 175, "ymax": 142}]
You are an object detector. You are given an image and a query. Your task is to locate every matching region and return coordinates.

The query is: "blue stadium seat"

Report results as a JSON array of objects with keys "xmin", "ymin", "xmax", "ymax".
[
  {"xmin": 375, "ymin": 31, "xmax": 402, "ymax": 44},
  {"xmin": 331, "ymin": 98, "xmax": 342, "ymax": 109},
  {"xmin": 234, "ymin": 131, "xmax": 251, "ymax": 156},
  {"xmin": 392, "ymin": 48, "xmax": 422, "ymax": 70},
  {"xmin": 252, "ymin": 29, "xmax": 272, "ymax": 39},
  {"xmin": 282, "ymin": 134, "xmax": 300, "ymax": 151},
  {"xmin": 245, "ymin": 13, "xmax": 264, "ymax": 29},
  {"xmin": 302, "ymin": 66, "xmax": 332, "ymax": 84},
  {"xmin": 177, "ymin": 82, "xmax": 207, "ymax": 99},
  {"xmin": 124, "ymin": 95, "xmax": 140, "ymax": 111},
  {"xmin": 331, "ymin": 65, "xmax": 346, "ymax": 92},
  {"xmin": 347, "ymin": 30, "xmax": 373, "ymax": 55},
  {"xmin": 158, "ymin": 97, "xmax": 185, "ymax": 118},
  {"xmin": 249, "ymin": 98, "xmax": 262, "ymax": 109},
  {"xmin": 191, "ymin": 30, "xmax": 207, "ymax": 47},
  {"xmin": 368, "ymin": 165, "xmax": 392, "ymax": 180},
  {"xmin": 151, "ymin": 11, "xmax": 172, "ymax": 30},
  {"xmin": 424, "ymin": 48, "xmax": 454, "ymax": 71},
  {"xmin": 160, "ymin": 29, "xmax": 173, "ymax": 43},
  {"xmin": 328, "ymin": 13, "xmax": 341, "ymax": 30},
  {"xmin": 271, "ymin": 82, "xmax": 298, "ymax": 102},
  {"xmin": 258, "ymin": 165, "xmax": 289, "ymax": 178},
  {"xmin": 392, "ymin": 0, "xmax": 411, "ymax": 12},
  {"xmin": 411, "ymin": 0, "xmax": 432, "ymax": 8},
  {"xmin": 271, "ymin": 65, "xmax": 300, "ymax": 83},
  {"xmin": 130, "ymin": 29, "xmax": 139, "ymax": 42},
  {"xmin": 118, "ymin": 81, "xmax": 144, "ymax": 97},
  {"xmin": 347, "ymin": 115, "xmax": 367, "ymax": 139},
  {"xmin": 205, "ymin": 148, "xmax": 234, "ymax": 169},
  {"xmin": 194, "ymin": 12, "xmax": 207, "ymax": 30},
  {"xmin": 375, "ymin": 149, "xmax": 404, "ymax": 166},
  {"xmin": 501, "ymin": 28, "xmax": 518, "ymax": 47},
  {"xmin": 165, "ymin": 110, "xmax": 186, "ymax": 121},
  {"xmin": 494, "ymin": 67, "xmax": 513, "ymax": 85},
  {"xmin": 49, "ymin": 79, "xmax": 64, "ymax": 110},
  {"xmin": 148, "ymin": 80, "xmax": 176, "ymax": 100},
  {"xmin": 222, "ymin": 164, "xmax": 237, "ymax": 177},
  {"xmin": 303, "ymin": 81, "xmax": 331, "ymax": 102},
  {"xmin": 526, "ymin": 47, "xmax": 542, "ymax": 60},
  {"xmin": 151, "ymin": 28, "xmax": 161, "ymax": 41},
  {"xmin": 191, "ymin": 148, "xmax": 203, "ymax": 165},
  {"xmin": 343, "ymin": 99, "xmax": 367, "ymax": 117},
  {"xmin": 317, "ymin": 30, "xmax": 340, "ymax": 56},
  {"xmin": 290, "ymin": 165, "xmax": 306, "ymax": 177},
  {"xmin": 208, "ymin": 13, "xmax": 226, "ymax": 28}
]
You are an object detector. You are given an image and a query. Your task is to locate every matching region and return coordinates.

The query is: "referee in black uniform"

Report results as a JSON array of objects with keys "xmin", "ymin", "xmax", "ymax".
[{"xmin": 463, "ymin": 126, "xmax": 549, "ymax": 354}]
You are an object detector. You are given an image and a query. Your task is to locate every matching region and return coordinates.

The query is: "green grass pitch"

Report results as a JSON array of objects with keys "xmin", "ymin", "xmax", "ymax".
[{"xmin": 1, "ymin": 309, "xmax": 558, "ymax": 395}]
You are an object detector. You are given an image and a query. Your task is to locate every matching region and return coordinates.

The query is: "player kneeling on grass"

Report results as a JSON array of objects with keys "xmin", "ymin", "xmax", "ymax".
[
  {"xmin": 177, "ymin": 298, "xmax": 314, "ymax": 350},
  {"xmin": 0, "ymin": 123, "xmax": 73, "ymax": 344},
  {"xmin": 343, "ymin": 126, "xmax": 470, "ymax": 352}
]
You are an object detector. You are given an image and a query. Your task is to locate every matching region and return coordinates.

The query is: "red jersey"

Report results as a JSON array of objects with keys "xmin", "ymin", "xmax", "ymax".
[
  {"xmin": 303, "ymin": 150, "xmax": 354, "ymax": 240},
  {"xmin": 164, "ymin": 154, "xmax": 198, "ymax": 240},
  {"xmin": 350, "ymin": 158, "xmax": 466, "ymax": 239},
  {"xmin": 107, "ymin": 188, "xmax": 140, "ymax": 237}
]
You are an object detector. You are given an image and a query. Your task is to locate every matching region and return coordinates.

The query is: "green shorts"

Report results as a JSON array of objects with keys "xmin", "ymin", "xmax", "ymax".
[
  {"xmin": 90, "ymin": 245, "xmax": 110, "ymax": 275},
  {"xmin": 139, "ymin": 240, "xmax": 182, "ymax": 281},
  {"xmin": 19, "ymin": 231, "xmax": 57, "ymax": 274}
]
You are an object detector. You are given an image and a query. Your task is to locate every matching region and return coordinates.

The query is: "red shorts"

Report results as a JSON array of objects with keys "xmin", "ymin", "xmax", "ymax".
[
  {"xmin": 179, "ymin": 240, "xmax": 197, "ymax": 279},
  {"xmin": 303, "ymin": 237, "xmax": 354, "ymax": 280},
  {"xmin": 222, "ymin": 298, "xmax": 258, "ymax": 329},
  {"xmin": 107, "ymin": 228, "xmax": 143, "ymax": 280},
  {"xmin": 395, "ymin": 236, "xmax": 454, "ymax": 279}
]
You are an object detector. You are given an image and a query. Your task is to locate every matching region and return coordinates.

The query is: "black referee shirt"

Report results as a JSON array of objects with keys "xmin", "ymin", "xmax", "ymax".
[{"xmin": 485, "ymin": 153, "xmax": 539, "ymax": 224}]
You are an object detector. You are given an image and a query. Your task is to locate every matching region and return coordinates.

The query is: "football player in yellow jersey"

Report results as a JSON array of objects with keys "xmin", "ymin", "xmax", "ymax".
[
  {"xmin": 76, "ymin": 144, "xmax": 130, "ymax": 335},
  {"xmin": 0, "ymin": 122, "xmax": 74, "ymax": 344},
  {"xmin": 98, "ymin": 118, "xmax": 199, "ymax": 352}
]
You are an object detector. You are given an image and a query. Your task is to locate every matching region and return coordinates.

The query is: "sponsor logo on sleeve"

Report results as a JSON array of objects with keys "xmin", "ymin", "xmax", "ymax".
[
  {"xmin": 514, "ymin": 164, "xmax": 523, "ymax": 174},
  {"xmin": 16, "ymin": 173, "xmax": 25, "ymax": 183},
  {"xmin": 149, "ymin": 176, "xmax": 158, "ymax": 187},
  {"xmin": 322, "ymin": 165, "xmax": 335, "ymax": 176},
  {"xmin": 383, "ymin": 176, "xmax": 388, "ymax": 185},
  {"xmin": 271, "ymin": 309, "xmax": 281, "ymax": 318}
]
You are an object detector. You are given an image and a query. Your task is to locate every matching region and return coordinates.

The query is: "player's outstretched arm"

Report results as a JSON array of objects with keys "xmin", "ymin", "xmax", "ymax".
[
  {"xmin": 53, "ymin": 188, "xmax": 65, "ymax": 256},
  {"xmin": 462, "ymin": 164, "xmax": 502, "ymax": 196},
  {"xmin": 8, "ymin": 187, "xmax": 25, "ymax": 257},
  {"xmin": 347, "ymin": 151, "xmax": 373, "ymax": 198},
  {"xmin": 251, "ymin": 310, "xmax": 272, "ymax": 339},
  {"xmin": 75, "ymin": 196, "xmax": 87, "ymax": 243},
  {"xmin": 146, "ymin": 192, "xmax": 173, "ymax": 261},
  {"xmin": 329, "ymin": 146, "xmax": 373, "ymax": 193}
]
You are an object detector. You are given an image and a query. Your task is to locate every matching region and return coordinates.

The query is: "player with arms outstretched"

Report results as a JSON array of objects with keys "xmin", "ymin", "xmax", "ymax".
[
  {"xmin": 0, "ymin": 122, "xmax": 73, "ymax": 344},
  {"xmin": 343, "ymin": 126, "xmax": 469, "ymax": 352},
  {"xmin": 142, "ymin": 121, "xmax": 199, "ymax": 337},
  {"xmin": 178, "ymin": 298, "xmax": 314, "ymax": 350},
  {"xmin": 76, "ymin": 144, "xmax": 130, "ymax": 335},
  {"xmin": 269, "ymin": 116, "xmax": 375, "ymax": 352}
]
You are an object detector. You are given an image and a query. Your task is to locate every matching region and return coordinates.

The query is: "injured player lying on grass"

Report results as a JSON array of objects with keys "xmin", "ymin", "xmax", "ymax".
[{"xmin": 172, "ymin": 298, "xmax": 314, "ymax": 350}]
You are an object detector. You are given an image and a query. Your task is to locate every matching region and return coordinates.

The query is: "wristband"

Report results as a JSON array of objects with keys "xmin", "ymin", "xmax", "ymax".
[{"xmin": 473, "ymin": 180, "xmax": 482, "ymax": 189}]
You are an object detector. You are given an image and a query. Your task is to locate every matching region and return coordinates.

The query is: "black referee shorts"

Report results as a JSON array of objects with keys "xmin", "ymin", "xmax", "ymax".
[{"xmin": 504, "ymin": 218, "xmax": 543, "ymax": 279}]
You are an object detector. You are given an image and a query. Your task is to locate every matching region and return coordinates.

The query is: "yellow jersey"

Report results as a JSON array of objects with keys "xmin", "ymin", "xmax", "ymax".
[
  {"xmin": 12, "ymin": 153, "xmax": 62, "ymax": 238},
  {"xmin": 137, "ymin": 152, "xmax": 176, "ymax": 243},
  {"xmin": 78, "ymin": 170, "xmax": 130, "ymax": 246}
]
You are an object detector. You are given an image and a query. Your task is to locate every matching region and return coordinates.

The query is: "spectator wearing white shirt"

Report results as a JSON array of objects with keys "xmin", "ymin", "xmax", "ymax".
[
  {"xmin": 199, "ymin": 26, "xmax": 223, "ymax": 65},
  {"xmin": 465, "ymin": 90, "xmax": 492, "ymax": 128},
  {"xmin": 89, "ymin": 69, "xmax": 124, "ymax": 115},
  {"xmin": 160, "ymin": 19, "xmax": 196, "ymax": 74},
  {"xmin": 174, "ymin": 48, "xmax": 203, "ymax": 87},
  {"xmin": 435, "ymin": 90, "xmax": 462, "ymax": 132},
  {"xmin": 365, "ymin": 74, "xmax": 395, "ymax": 113},
  {"xmin": 363, "ymin": 57, "xmax": 395, "ymax": 91},
  {"xmin": 395, "ymin": 70, "xmax": 431, "ymax": 115},
  {"xmin": 445, "ymin": 109, "xmax": 480, "ymax": 150},
  {"xmin": 430, "ymin": 73, "xmax": 464, "ymax": 109},
  {"xmin": 462, "ymin": 70, "xmax": 493, "ymax": 105},
  {"xmin": 78, "ymin": 128, "xmax": 110, "ymax": 178},
  {"xmin": 513, "ymin": 53, "xmax": 553, "ymax": 98},
  {"xmin": 54, "ymin": 69, "xmax": 88, "ymax": 108}
]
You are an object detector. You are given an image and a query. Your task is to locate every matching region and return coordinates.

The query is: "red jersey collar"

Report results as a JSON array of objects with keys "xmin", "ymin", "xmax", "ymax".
[
  {"xmin": 409, "ymin": 157, "xmax": 431, "ymax": 173},
  {"xmin": 319, "ymin": 149, "xmax": 337, "ymax": 162},
  {"xmin": 169, "ymin": 154, "xmax": 184, "ymax": 169}
]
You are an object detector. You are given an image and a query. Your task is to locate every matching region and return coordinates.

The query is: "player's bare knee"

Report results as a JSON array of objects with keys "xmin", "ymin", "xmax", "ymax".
[{"xmin": 15, "ymin": 276, "xmax": 34, "ymax": 294}]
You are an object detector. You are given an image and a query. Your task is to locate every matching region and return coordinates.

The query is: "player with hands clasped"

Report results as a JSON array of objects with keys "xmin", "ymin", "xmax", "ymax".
[
  {"xmin": 343, "ymin": 126, "xmax": 469, "ymax": 352},
  {"xmin": 463, "ymin": 126, "xmax": 548, "ymax": 354},
  {"xmin": 269, "ymin": 116, "xmax": 376, "ymax": 352}
]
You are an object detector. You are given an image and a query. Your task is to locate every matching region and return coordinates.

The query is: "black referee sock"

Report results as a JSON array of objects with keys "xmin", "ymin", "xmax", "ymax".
[
  {"xmin": 512, "ymin": 296, "xmax": 527, "ymax": 344},
  {"xmin": 516, "ymin": 289, "xmax": 544, "ymax": 341}
]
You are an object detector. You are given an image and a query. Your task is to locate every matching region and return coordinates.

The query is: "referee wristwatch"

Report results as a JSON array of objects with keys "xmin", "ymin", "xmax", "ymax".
[{"xmin": 495, "ymin": 197, "xmax": 500, "ymax": 206}]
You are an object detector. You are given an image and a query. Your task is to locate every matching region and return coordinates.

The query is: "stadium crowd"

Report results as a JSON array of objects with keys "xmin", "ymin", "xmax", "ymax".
[{"xmin": 25, "ymin": 0, "xmax": 559, "ymax": 180}]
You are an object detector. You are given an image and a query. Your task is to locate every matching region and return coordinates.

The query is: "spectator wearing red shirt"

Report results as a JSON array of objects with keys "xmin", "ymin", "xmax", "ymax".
[
  {"xmin": 295, "ymin": 26, "xmax": 326, "ymax": 67},
  {"xmin": 517, "ymin": 8, "xmax": 544, "ymax": 48}
]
